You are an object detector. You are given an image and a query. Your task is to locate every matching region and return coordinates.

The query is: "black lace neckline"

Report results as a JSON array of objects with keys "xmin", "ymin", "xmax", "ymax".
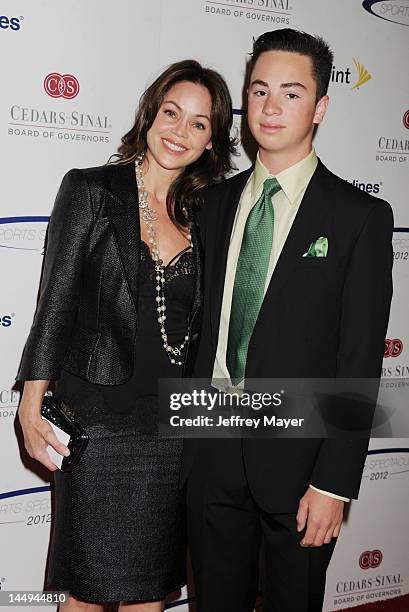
[{"xmin": 140, "ymin": 240, "xmax": 193, "ymax": 269}]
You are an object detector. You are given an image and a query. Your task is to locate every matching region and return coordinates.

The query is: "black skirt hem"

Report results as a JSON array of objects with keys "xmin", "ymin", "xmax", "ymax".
[{"xmin": 50, "ymin": 580, "xmax": 186, "ymax": 604}]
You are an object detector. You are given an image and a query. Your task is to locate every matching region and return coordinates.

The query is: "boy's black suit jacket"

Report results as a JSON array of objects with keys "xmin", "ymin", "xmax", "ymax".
[{"xmin": 182, "ymin": 160, "xmax": 393, "ymax": 513}]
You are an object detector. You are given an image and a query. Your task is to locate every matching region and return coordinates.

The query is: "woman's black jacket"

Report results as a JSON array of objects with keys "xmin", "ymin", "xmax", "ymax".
[{"xmin": 16, "ymin": 161, "xmax": 202, "ymax": 385}]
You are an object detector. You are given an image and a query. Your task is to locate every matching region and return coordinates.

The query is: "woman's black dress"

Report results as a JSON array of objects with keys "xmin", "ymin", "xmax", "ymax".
[{"xmin": 47, "ymin": 242, "xmax": 194, "ymax": 603}]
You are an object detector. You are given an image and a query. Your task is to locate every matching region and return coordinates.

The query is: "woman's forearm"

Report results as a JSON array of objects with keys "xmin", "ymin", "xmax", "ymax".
[{"xmin": 19, "ymin": 380, "xmax": 50, "ymax": 416}]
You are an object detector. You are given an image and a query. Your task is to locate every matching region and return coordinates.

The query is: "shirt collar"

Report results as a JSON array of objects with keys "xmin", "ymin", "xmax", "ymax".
[{"xmin": 251, "ymin": 148, "xmax": 318, "ymax": 205}]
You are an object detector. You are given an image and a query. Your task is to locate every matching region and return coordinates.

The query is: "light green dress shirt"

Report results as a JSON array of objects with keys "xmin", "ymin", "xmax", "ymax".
[{"xmin": 212, "ymin": 148, "xmax": 349, "ymax": 503}]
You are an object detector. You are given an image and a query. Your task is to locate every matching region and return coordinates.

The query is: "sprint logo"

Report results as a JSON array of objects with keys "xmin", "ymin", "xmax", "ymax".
[
  {"xmin": 331, "ymin": 59, "xmax": 372, "ymax": 90},
  {"xmin": 352, "ymin": 59, "xmax": 372, "ymax": 89}
]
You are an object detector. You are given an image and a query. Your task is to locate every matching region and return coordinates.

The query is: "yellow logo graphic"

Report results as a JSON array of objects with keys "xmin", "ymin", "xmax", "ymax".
[{"xmin": 352, "ymin": 59, "xmax": 372, "ymax": 90}]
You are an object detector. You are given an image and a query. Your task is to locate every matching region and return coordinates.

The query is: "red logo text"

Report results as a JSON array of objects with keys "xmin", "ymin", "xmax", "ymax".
[
  {"xmin": 44, "ymin": 73, "xmax": 80, "ymax": 99},
  {"xmin": 359, "ymin": 549, "xmax": 383, "ymax": 570},
  {"xmin": 384, "ymin": 339, "xmax": 403, "ymax": 358}
]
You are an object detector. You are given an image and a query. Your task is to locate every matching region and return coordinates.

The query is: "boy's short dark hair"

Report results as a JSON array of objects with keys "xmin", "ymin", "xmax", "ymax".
[{"xmin": 249, "ymin": 28, "xmax": 334, "ymax": 101}]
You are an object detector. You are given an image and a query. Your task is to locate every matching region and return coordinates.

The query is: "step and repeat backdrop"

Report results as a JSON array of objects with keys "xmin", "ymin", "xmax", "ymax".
[{"xmin": 1, "ymin": 1, "xmax": 408, "ymax": 610}]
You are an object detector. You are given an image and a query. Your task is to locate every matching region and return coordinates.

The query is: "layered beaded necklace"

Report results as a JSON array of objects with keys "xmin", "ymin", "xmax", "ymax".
[{"xmin": 135, "ymin": 153, "xmax": 191, "ymax": 366}]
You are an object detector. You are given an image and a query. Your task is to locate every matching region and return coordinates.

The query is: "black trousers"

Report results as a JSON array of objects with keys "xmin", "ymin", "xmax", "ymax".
[{"xmin": 186, "ymin": 439, "xmax": 336, "ymax": 612}]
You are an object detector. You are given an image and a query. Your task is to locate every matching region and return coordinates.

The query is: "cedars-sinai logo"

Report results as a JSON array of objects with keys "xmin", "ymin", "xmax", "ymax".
[
  {"xmin": 44, "ymin": 73, "xmax": 80, "ymax": 99},
  {"xmin": 359, "ymin": 549, "xmax": 383, "ymax": 570},
  {"xmin": 384, "ymin": 338, "xmax": 403, "ymax": 357},
  {"xmin": 362, "ymin": 0, "xmax": 409, "ymax": 26}
]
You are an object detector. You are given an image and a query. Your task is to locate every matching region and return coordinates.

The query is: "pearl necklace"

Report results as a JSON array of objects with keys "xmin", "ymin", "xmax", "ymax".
[{"xmin": 135, "ymin": 153, "xmax": 191, "ymax": 366}]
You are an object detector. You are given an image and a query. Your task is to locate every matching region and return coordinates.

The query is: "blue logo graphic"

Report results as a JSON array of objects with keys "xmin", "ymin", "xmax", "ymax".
[
  {"xmin": 348, "ymin": 179, "xmax": 381, "ymax": 194},
  {"xmin": 0, "ymin": 15, "xmax": 22, "ymax": 31},
  {"xmin": 0, "ymin": 314, "xmax": 14, "ymax": 328},
  {"xmin": 362, "ymin": 0, "xmax": 409, "ymax": 26},
  {"xmin": 0, "ymin": 216, "xmax": 49, "ymax": 252}
]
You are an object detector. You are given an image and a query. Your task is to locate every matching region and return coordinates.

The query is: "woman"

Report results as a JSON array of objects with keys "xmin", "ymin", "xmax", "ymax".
[{"xmin": 17, "ymin": 60, "xmax": 235, "ymax": 611}]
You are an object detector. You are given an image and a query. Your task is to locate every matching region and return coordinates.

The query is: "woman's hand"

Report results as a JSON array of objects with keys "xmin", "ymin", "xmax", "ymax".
[{"xmin": 18, "ymin": 380, "xmax": 70, "ymax": 472}]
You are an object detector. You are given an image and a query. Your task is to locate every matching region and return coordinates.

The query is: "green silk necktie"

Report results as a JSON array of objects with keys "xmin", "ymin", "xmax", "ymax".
[{"xmin": 226, "ymin": 177, "xmax": 281, "ymax": 385}]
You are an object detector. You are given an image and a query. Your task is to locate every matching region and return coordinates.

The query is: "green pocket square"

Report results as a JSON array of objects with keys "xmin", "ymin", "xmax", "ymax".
[{"xmin": 302, "ymin": 236, "xmax": 328, "ymax": 257}]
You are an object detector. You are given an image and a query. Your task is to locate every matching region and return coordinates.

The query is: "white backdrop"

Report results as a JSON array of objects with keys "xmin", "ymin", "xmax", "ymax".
[{"xmin": 1, "ymin": 1, "xmax": 408, "ymax": 610}]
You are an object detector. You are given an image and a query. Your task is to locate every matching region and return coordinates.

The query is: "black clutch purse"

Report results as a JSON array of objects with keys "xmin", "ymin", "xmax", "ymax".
[{"xmin": 41, "ymin": 394, "xmax": 89, "ymax": 472}]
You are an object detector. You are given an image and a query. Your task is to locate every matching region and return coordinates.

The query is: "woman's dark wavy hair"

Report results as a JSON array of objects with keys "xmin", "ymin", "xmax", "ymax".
[{"xmin": 115, "ymin": 60, "xmax": 237, "ymax": 229}]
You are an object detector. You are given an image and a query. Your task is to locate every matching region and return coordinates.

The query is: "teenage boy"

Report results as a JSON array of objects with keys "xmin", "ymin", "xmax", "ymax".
[{"xmin": 183, "ymin": 29, "xmax": 393, "ymax": 612}]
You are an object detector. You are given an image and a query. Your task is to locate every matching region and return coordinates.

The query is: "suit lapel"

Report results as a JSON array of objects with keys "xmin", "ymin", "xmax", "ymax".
[
  {"xmin": 105, "ymin": 161, "xmax": 140, "ymax": 314},
  {"xmin": 256, "ymin": 161, "xmax": 329, "ymax": 319},
  {"xmin": 209, "ymin": 168, "xmax": 253, "ymax": 348}
]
